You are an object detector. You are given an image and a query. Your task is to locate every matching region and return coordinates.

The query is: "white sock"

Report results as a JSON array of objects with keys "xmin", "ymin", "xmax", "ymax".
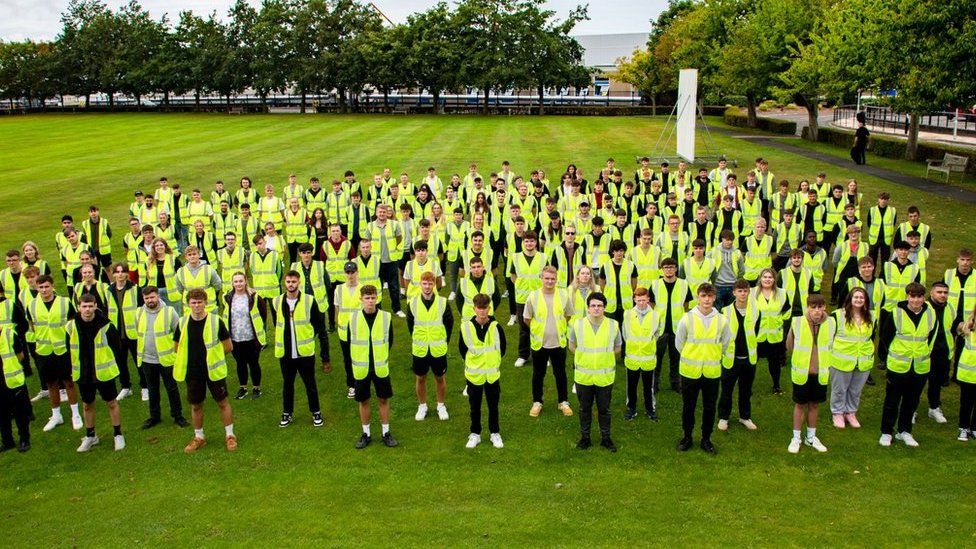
[
  {"xmin": 382, "ymin": 423, "xmax": 390, "ymax": 435},
  {"xmin": 806, "ymin": 427, "xmax": 816, "ymax": 439},
  {"xmin": 69, "ymin": 403, "xmax": 80, "ymax": 417},
  {"xmin": 362, "ymin": 424, "xmax": 371, "ymax": 436},
  {"xmin": 225, "ymin": 424, "xmax": 234, "ymax": 437},
  {"xmin": 194, "ymin": 428, "xmax": 205, "ymax": 439},
  {"xmin": 51, "ymin": 407, "xmax": 62, "ymax": 420},
  {"xmin": 792, "ymin": 429, "xmax": 801, "ymax": 440},
  {"xmin": 418, "ymin": 403, "xmax": 428, "ymax": 410},
  {"xmin": 437, "ymin": 402, "xmax": 446, "ymax": 409}
]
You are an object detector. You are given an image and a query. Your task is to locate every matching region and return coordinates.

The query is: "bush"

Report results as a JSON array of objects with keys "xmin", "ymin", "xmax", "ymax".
[
  {"xmin": 757, "ymin": 99, "xmax": 781, "ymax": 112},
  {"xmin": 805, "ymin": 126, "xmax": 976, "ymax": 173},
  {"xmin": 723, "ymin": 106, "xmax": 797, "ymax": 135}
]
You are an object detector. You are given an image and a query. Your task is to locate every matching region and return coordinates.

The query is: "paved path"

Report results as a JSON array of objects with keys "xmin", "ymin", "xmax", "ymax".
[{"xmin": 717, "ymin": 129, "xmax": 976, "ymax": 204}]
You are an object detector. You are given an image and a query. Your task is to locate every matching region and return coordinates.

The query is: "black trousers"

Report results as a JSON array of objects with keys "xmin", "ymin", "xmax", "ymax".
[
  {"xmin": 928, "ymin": 349, "xmax": 951, "ymax": 409},
  {"xmin": 379, "ymin": 261, "xmax": 402, "ymax": 313},
  {"xmin": 327, "ymin": 281, "xmax": 340, "ymax": 327},
  {"xmin": 626, "ymin": 368, "xmax": 656, "ymax": 414},
  {"xmin": 143, "ymin": 362, "xmax": 184, "ymax": 421},
  {"xmin": 467, "ymin": 380, "xmax": 500, "ymax": 435},
  {"xmin": 232, "ymin": 339, "xmax": 263, "ymax": 387},
  {"xmin": 959, "ymin": 382, "xmax": 976, "ymax": 431},
  {"xmin": 117, "ymin": 338, "xmax": 145, "ymax": 389},
  {"xmin": 850, "ymin": 145, "xmax": 867, "ymax": 165},
  {"xmin": 772, "ymin": 255, "xmax": 789, "ymax": 271},
  {"xmin": 881, "ymin": 369, "xmax": 927, "ymax": 435},
  {"xmin": 516, "ymin": 304, "xmax": 530, "ymax": 359},
  {"xmin": 340, "ymin": 339, "xmax": 354, "ymax": 388},
  {"xmin": 577, "ymin": 383, "xmax": 612, "ymax": 440},
  {"xmin": 531, "ymin": 347, "xmax": 568, "ymax": 403},
  {"xmin": 718, "ymin": 358, "xmax": 756, "ymax": 420},
  {"xmin": 505, "ymin": 279, "xmax": 516, "ymax": 313},
  {"xmin": 868, "ymin": 243, "xmax": 891, "ymax": 271},
  {"xmin": 758, "ymin": 341, "xmax": 785, "ymax": 390},
  {"xmin": 655, "ymin": 332, "xmax": 680, "ymax": 390},
  {"xmin": 287, "ymin": 242, "xmax": 301, "ymax": 264},
  {"xmin": 681, "ymin": 375, "xmax": 719, "ymax": 440},
  {"xmin": 281, "ymin": 356, "xmax": 320, "ymax": 414},
  {"xmin": 0, "ymin": 383, "xmax": 31, "ymax": 445}
]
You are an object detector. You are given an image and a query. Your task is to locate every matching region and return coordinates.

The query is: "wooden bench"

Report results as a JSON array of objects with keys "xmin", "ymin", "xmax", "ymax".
[
  {"xmin": 392, "ymin": 105, "xmax": 409, "ymax": 115},
  {"xmin": 926, "ymin": 153, "xmax": 968, "ymax": 182}
]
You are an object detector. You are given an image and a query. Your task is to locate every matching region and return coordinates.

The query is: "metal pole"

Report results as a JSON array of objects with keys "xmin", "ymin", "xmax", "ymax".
[{"xmin": 954, "ymin": 111, "xmax": 959, "ymax": 139}]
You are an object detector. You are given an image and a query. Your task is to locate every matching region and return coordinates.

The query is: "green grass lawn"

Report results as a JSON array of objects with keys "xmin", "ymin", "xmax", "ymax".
[{"xmin": 1, "ymin": 113, "xmax": 974, "ymax": 546}]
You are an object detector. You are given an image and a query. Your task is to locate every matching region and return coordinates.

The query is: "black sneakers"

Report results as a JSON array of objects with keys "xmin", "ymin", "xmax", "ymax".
[
  {"xmin": 356, "ymin": 433, "xmax": 372, "ymax": 449},
  {"xmin": 252, "ymin": 387, "xmax": 263, "ymax": 398},
  {"xmin": 647, "ymin": 409, "xmax": 659, "ymax": 422},
  {"xmin": 600, "ymin": 438, "xmax": 617, "ymax": 453},
  {"xmin": 312, "ymin": 412, "xmax": 324, "ymax": 427},
  {"xmin": 382, "ymin": 433, "xmax": 399, "ymax": 447},
  {"xmin": 17, "ymin": 440, "xmax": 30, "ymax": 453},
  {"xmin": 141, "ymin": 418, "xmax": 162, "ymax": 430},
  {"xmin": 700, "ymin": 439, "xmax": 716, "ymax": 454},
  {"xmin": 174, "ymin": 417, "xmax": 190, "ymax": 428},
  {"xmin": 677, "ymin": 436, "xmax": 693, "ymax": 452},
  {"xmin": 234, "ymin": 387, "xmax": 248, "ymax": 400},
  {"xmin": 576, "ymin": 437, "xmax": 592, "ymax": 450},
  {"xmin": 279, "ymin": 413, "xmax": 293, "ymax": 428},
  {"xmin": 624, "ymin": 409, "xmax": 638, "ymax": 421}
]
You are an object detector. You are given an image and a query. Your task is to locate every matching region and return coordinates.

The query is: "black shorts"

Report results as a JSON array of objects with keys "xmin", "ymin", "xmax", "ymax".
[
  {"xmin": 792, "ymin": 374, "xmax": 827, "ymax": 404},
  {"xmin": 186, "ymin": 378, "xmax": 229, "ymax": 405},
  {"xmin": 412, "ymin": 355, "xmax": 448, "ymax": 377},
  {"xmin": 97, "ymin": 253, "xmax": 112, "ymax": 268},
  {"xmin": 37, "ymin": 353, "xmax": 71, "ymax": 385},
  {"xmin": 78, "ymin": 379, "xmax": 118, "ymax": 404},
  {"xmin": 354, "ymin": 373, "xmax": 393, "ymax": 402}
]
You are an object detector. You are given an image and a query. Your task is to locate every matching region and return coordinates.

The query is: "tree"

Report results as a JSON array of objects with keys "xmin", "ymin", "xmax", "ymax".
[
  {"xmin": 332, "ymin": 0, "xmax": 384, "ymax": 112},
  {"xmin": 226, "ymin": 0, "xmax": 257, "ymax": 105},
  {"xmin": 0, "ymin": 41, "xmax": 58, "ymax": 108},
  {"xmin": 117, "ymin": 1, "xmax": 166, "ymax": 107},
  {"xmin": 290, "ymin": 0, "xmax": 336, "ymax": 113},
  {"xmin": 456, "ymin": 0, "xmax": 530, "ymax": 114},
  {"xmin": 150, "ymin": 16, "xmax": 188, "ymax": 105},
  {"xmin": 613, "ymin": 49, "xmax": 654, "ymax": 106},
  {"xmin": 364, "ymin": 24, "xmax": 409, "ymax": 110},
  {"xmin": 516, "ymin": 2, "xmax": 589, "ymax": 113},
  {"xmin": 250, "ymin": 0, "xmax": 293, "ymax": 105},
  {"xmin": 56, "ymin": 0, "xmax": 110, "ymax": 106},
  {"xmin": 402, "ymin": 3, "xmax": 462, "ymax": 113}
]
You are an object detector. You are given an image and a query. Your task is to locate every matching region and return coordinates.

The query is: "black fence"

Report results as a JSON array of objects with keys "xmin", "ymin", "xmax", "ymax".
[{"xmin": 833, "ymin": 105, "xmax": 976, "ymax": 137}]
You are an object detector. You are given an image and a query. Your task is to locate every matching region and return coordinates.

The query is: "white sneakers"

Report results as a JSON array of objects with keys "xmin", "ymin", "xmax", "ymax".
[
  {"xmin": 788, "ymin": 437, "xmax": 801, "ymax": 454},
  {"xmin": 958, "ymin": 429, "xmax": 970, "ymax": 442},
  {"xmin": 529, "ymin": 402, "xmax": 543, "ymax": 417},
  {"xmin": 466, "ymin": 433, "xmax": 481, "ymax": 448},
  {"xmin": 31, "ymin": 389, "xmax": 49, "ymax": 403},
  {"xmin": 489, "ymin": 433, "xmax": 504, "ymax": 448},
  {"xmin": 739, "ymin": 419, "xmax": 757, "ymax": 430},
  {"xmin": 879, "ymin": 434, "xmax": 893, "ymax": 447},
  {"xmin": 928, "ymin": 408, "xmax": 947, "ymax": 424},
  {"xmin": 804, "ymin": 437, "xmax": 828, "ymax": 452},
  {"xmin": 507, "ymin": 315, "xmax": 517, "ymax": 326},
  {"xmin": 514, "ymin": 358, "xmax": 526, "ymax": 368},
  {"xmin": 558, "ymin": 401, "xmax": 574, "ymax": 417},
  {"xmin": 447, "ymin": 292, "xmax": 456, "ymax": 301},
  {"xmin": 347, "ymin": 387, "xmax": 356, "ymax": 399},
  {"xmin": 141, "ymin": 388, "xmax": 150, "ymax": 402},
  {"xmin": 415, "ymin": 404, "xmax": 428, "ymax": 421},
  {"xmin": 71, "ymin": 415, "xmax": 83, "ymax": 430},
  {"xmin": 395, "ymin": 311, "xmax": 407, "ymax": 319},
  {"xmin": 461, "ymin": 385, "xmax": 468, "ymax": 397},
  {"xmin": 895, "ymin": 432, "xmax": 919, "ymax": 447},
  {"xmin": 116, "ymin": 388, "xmax": 132, "ymax": 401},
  {"xmin": 77, "ymin": 436, "xmax": 100, "ymax": 453},
  {"xmin": 717, "ymin": 419, "xmax": 728, "ymax": 431},
  {"xmin": 436, "ymin": 404, "xmax": 449, "ymax": 421},
  {"xmin": 43, "ymin": 415, "xmax": 63, "ymax": 432},
  {"xmin": 114, "ymin": 435, "xmax": 126, "ymax": 451}
]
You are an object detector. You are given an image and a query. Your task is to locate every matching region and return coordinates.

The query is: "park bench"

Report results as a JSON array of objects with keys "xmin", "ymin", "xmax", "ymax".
[
  {"xmin": 392, "ymin": 105, "xmax": 409, "ymax": 115},
  {"xmin": 926, "ymin": 153, "xmax": 969, "ymax": 182}
]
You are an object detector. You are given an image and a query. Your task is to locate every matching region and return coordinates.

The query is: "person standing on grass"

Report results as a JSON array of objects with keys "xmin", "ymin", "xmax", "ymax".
[
  {"xmin": 273, "ymin": 271, "xmax": 330, "ymax": 429},
  {"xmin": 717, "ymin": 279, "xmax": 759, "ymax": 432},
  {"xmin": 349, "ymin": 285, "xmax": 397, "ymax": 449},
  {"xmin": 866, "ymin": 192, "xmax": 896, "ymax": 271},
  {"xmin": 363, "ymin": 204, "xmax": 405, "ymax": 318},
  {"xmin": 569, "ymin": 292, "xmax": 622, "ymax": 453},
  {"xmin": 851, "ymin": 116, "xmax": 869, "ymax": 165},
  {"xmin": 954, "ymin": 302, "xmax": 976, "ymax": 441},
  {"xmin": 81, "ymin": 206, "xmax": 113, "ymax": 281},
  {"xmin": 511, "ymin": 231, "xmax": 544, "ymax": 368},
  {"xmin": 675, "ymin": 283, "xmax": 731, "ymax": 455},
  {"xmin": 29, "ymin": 274, "xmax": 83, "ymax": 432},
  {"xmin": 0, "ymin": 323, "xmax": 31, "ymax": 453},
  {"xmin": 460, "ymin": 293, "xmax": 506, "ymax": 449},
  {"xmin": 524, "ymin": 266, "xmax": 574, "ymax": 418},
  {"xmin": 335, "ymin": 262, "xmax": 361, "ymax": 400},
  {"xmin": 785, "ymin": 294, "xmax": 834, "ymax": 454},
  {"xmin": 134, "ymin": 286, "xmax": 187, "ymax": 430},
  {"xmin": 878, "ymin": 282, "xmax": 936, "ymax": 448},
  {"xmin": 829, "ymin": 287, "xmax": 874, "ymax": 430},
  {"xmin": 622, "ymin": 287, "xmax": 662, "ymax": 422},
  {"xmin": 407, "ymin": 271, "xmax": 454, "ymax": 422},
  {"xmin": 68, "ymin": 294, "xmax": 126, "ymax": 452},
  {"xmin": 926, "ymin": 282, "xmax": 958, "ymax": 425},
  {"xmin": 753, "ymin": 268, "xmax": 790, "ymax": 395},
  {"xmin": 223, "ymin": 273, "xmax": 266, "ymax": 401},
  {"xmin": 174, "ymin": 246, "xmax": 222, "ymax": 315},
  {"xmin": 173, "ymin": 289, "xmax": 237, "ymax": 454},
  {"xmin": 106, "ymin": 263, "xmax": 144, "ymax": 402}
]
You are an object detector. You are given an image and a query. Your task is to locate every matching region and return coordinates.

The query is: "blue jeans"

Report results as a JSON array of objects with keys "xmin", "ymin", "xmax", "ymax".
[{"xmin": 716, "ymin": 285, "xmax": 734, "ymax": 309}]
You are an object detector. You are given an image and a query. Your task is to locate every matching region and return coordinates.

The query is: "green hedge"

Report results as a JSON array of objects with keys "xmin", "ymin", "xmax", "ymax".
[
  {"xmin": 723, "ymin": 106, "xmax": 798, "ymax": 135},
  {"xmin": 803, "ymin": 126, "xmax": 976, "ymax": 174}
]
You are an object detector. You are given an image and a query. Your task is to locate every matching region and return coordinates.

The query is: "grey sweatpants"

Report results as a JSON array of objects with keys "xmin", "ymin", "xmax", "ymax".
[{"xmin": 829, "ymin": 367, "xmax": 870, "ymax": 414}]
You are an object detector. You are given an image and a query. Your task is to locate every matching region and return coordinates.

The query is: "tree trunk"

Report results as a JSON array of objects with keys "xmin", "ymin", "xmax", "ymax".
[
  {"xmin": 136, "ymin": 93, "xmax": 142, "ymax": 109},
  {"xmin": 651, "ymin": 94, "xmax": 657, "ymax": 116},
  {"xmin": 164, "ymin": 91, "xmax": 170, "ymax": 106},
  {"xmin": 226, "ymin": 94, "xmax": 231, "ymax": 108},
  {"xmin": 194, "ymin": 90, "xmax": 200, "ymax": 108},
  {"xmin": 746, "ymin": 93, "xmax": 758, "ymax": 128},
  {"xmin": 805, "ymin": 100, "xmax": 819, "ymax": 141},
  {"xmin": 84, "ymin": 93, "xmax": 90, "ymax": 108},
  {"xmin": 905, "ymin": 113, "xmax": 921, "ymax": 161},
  {"xmin": 383, "ymin": 90, "xmax": 389, "ymax": 111},
  {"xmin": 433, "ymin": 90, "xmax": 442, "ymax": 114},
  {"xmin": 300, "ymin": 91, "xmax": 307, "ymax": 114},
  {"xmin": 538, "ymin": 85, "xmax": 545, "ymax": 115},
  {"xmin": 260, "ymin": 92, "xmax": 267, "ymax": 106},
  {"xmin": 108, "ymin": 93, "xmax": 115, "ymax": 110},
  {"xmin": 483, "ymin": 89, "xmax": 489, "ymax": 114}
]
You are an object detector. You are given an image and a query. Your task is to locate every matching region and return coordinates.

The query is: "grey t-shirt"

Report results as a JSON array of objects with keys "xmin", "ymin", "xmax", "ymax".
[
  {"xmin": 141, "ymin": 308, "xmax": 160, "ymax": 363},
  {"xmin": 523, "ymin": 291, "xmax": 574, "ymax": 349}
]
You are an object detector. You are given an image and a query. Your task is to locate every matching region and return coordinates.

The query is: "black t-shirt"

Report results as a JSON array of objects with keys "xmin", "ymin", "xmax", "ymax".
[
  {"xmin": 733, "ymin": 308, "xmax": 748, "ymax": 359},
  {"xmin": 663, "ymin": 280, "xmax": 677, "ymax": 333},
  {"xmin": 178, "ymin": 317, "xmax": 229, "ymax": 380}
]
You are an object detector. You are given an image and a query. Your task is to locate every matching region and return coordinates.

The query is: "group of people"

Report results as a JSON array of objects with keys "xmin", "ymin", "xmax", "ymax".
[{"xmin": 1, "ymin": 156, "xmax": 974, "ymax": 456}]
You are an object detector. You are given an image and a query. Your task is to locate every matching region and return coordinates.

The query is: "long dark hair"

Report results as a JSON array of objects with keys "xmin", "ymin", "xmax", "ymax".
[{"xmin": 843, "ymin": 286, "xmax": 872, "ymax": 327}]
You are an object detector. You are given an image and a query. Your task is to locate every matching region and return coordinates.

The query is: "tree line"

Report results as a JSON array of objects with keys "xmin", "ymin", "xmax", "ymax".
[
  {"xmin": 614, "ymin": 0, "xmax": 976, "ymax": 160},
  {"xmin": 0, "ymin": 0, "xmax": 590, "ymax": 113}
]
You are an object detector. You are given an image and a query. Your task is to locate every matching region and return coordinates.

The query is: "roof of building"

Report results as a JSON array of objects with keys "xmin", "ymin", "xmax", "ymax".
[{"xmin": 573, "ymin": 33, "xmax": 650, "ymax": 69}]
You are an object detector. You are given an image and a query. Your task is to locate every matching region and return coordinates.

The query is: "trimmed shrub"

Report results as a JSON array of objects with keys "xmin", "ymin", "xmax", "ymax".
[
  {"xmin": 805, "ymin": 126, "xmax": 976, "ymax": 173},
  {"xmin": 723, "ymin": 106, "xmax": 797, "ymax": 135}
]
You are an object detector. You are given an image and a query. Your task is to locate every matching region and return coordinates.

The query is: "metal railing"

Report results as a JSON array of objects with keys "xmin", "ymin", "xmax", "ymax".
[{"xmin": 833, "ymin": 105, "xmax": 976, "ymax": 137}]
